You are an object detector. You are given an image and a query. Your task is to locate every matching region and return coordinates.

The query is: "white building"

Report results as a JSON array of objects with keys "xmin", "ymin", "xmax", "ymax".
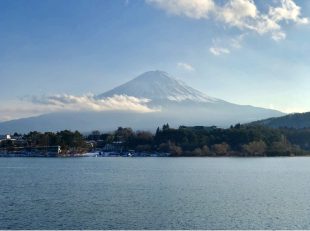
[{"xmin": 0, "ymin": 134, "xmax": 14, "ymax": 142}]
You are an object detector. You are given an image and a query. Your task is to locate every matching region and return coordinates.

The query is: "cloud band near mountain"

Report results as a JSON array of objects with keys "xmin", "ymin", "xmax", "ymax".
[{"xmin": 0, "ymin": 94, "xmax": 158, "ymax": 122}]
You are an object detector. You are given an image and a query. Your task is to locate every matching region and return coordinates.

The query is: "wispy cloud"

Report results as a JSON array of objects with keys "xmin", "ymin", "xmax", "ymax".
[
  {"xmin": 0, "ymin": 94, "xmax": 159, "ymax": 122},
  {"xmin": 177, "ymin": 62, "xmax": 195, "ymax": 71},
  {"xmin": 209, "ymin": 36, "xmax": 244, "ymax": 56},
  {"xmin": 230, "ymin": 34, "xmax": 245, "ymax": 48},
  {"xmin": 209, "ymin": 46, "xmax": 230, "ymax": 56},
  {"xmin": 271, "ymin": 30, "xmax": 286, "ymax": 41},
  {"xmin": 146, "ymin": 0, "xmax": 309, "ymax": 42},
  {"xmin": 146, "ymin": 0, "xmax": 215, "ymax": 19}
]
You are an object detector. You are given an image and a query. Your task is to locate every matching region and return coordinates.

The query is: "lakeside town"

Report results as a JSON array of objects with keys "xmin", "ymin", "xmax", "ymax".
[
  {"xmin": 1, "ymin": 124, "xmax": 310, "ymax": 158},
  {"xmin": 0, "ymin": 131, "xmax": 170, "ymax": 158}
]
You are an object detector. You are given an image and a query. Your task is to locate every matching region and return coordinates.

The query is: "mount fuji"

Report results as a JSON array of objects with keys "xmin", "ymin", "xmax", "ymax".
[
  {"xmin": 98, "ymin": 70, "xmax": 219, "ymax": 104},
  {"xmin": 0, "ymin": 71, "xmax": 284, "ymax": 133}
]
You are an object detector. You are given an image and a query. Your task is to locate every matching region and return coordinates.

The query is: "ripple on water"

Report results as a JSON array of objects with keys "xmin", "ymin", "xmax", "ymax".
[{"xmin": 1, "ymin": 157, "xmax": 310, "ymax": 229}]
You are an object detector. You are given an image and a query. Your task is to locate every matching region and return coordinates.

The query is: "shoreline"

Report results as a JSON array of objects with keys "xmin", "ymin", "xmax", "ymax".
[{"xmin": 2, "ymin": 155, "xmax": 310, "ymax": 158}]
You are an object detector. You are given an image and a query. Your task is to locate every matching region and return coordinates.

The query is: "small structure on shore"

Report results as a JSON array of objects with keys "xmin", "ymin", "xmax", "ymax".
[{"xmin": 103, "ymin": 141, "xmax": 124, "ymax": 152}]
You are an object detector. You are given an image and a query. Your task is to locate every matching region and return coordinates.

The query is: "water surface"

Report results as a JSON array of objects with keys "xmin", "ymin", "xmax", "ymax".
[{"xmin": 1, "ymin": 157, "xmax": 310, "ymax": 229}]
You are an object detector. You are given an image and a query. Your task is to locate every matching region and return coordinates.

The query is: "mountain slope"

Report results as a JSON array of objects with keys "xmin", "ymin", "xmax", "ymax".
[
  {"xmin": 97, "ymin": 71, "xmax": 219, "ymax": 103},
  {"xmin": 251, "ymin": 112, "xmax": 310, "ymax": 128},
  {"xmin": 0, "ymin": 70, "xmax": 285, "ymax": 133}
]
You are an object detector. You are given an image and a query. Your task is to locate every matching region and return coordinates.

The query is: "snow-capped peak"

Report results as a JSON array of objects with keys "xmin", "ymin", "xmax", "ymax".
[{"xmin": 97, "ymin": 71, "xmax": 219, "ymax": 103}]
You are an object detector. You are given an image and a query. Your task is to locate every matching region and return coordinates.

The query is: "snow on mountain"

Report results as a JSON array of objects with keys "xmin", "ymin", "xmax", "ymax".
[
  {"xmin": 0, "ymin": 70, "xmax": 285, "ymax": 133},
  {"xmin": 97, "ymin": 70, "xmax": 219, "ymax": 103}
]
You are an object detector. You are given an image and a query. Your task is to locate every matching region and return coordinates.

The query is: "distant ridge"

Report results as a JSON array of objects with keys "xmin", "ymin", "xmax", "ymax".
[
  {"xmin": 251, "ymin": 112, "xmax": 310, "ymax": 128},
  {"xmin": 0, "ymin": 70, "xmax": 285, "ymax": 133}
]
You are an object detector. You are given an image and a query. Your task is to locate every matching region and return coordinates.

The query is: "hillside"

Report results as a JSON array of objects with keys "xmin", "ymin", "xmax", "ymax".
[{"xmin": 251, "ymin": 112, "xmax": 310, "ymax": 128}]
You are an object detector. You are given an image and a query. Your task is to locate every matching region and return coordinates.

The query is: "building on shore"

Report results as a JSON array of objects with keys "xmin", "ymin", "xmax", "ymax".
[{"xmin": 103, "ymin": 141, "xmax": 124, "ymax": 152}]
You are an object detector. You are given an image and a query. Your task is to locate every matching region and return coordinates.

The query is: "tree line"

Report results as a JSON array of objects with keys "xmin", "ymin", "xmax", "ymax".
[
  {"xmin": 1, "ymin": 124, "xmax": 310, "ymax": 156},
  {"xmin": 88, "ymin": 124, "xmax": 310, "ymax": 156},
  {"xmin": 0, "ymin": 130, "xmax": 90, "ymax": 154}
]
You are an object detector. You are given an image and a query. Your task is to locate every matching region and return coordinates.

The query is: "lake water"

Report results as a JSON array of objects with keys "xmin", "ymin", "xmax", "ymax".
[{"xmin": 1, "ymin": 157, "xmax": 310, "ymax": 229}]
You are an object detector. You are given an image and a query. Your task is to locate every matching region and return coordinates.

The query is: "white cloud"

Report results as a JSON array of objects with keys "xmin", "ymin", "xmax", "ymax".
[
  {"xmin": 177, "ymin": 62, "xmax": 195, "ymax": 71},
  {"xmin": 217, "ymin": 1, "xmax": 284, "ymax": 40},
  {"xmin": 146, "ymin": 0, "xmax": 309, "ymax": 41},
  {"xmin": 146, "ymin": 0, "xmax": 215, "ymax": 19},
  {"xmin": 0, "ymin": 94, "xmax": 159, "ymax": 122},
  {"xmin": 30, "ymin": 94, "xmax": 158, "ymax": 113},
  {"xmin": 269, "ymin": 0, "xmax": 309, "ymax": 24},
  {"xmin": 209, "ymin": 46, "xmax": 230, "ymax": 55},
  {"xmin": 219, "ymin": 0, "xmax": 258, "ymax": 28}
]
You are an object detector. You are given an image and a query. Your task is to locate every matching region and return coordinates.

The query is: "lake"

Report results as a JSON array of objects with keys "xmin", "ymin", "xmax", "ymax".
[{"xmin": 1, "ymin": 157, "xmax": 310, "ymax": 229}]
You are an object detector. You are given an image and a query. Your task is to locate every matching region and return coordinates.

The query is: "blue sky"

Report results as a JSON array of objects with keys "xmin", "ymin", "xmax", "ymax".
[{"xmin": 1, "ymin": 0, "xmax": 310, "ymax": 120}]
